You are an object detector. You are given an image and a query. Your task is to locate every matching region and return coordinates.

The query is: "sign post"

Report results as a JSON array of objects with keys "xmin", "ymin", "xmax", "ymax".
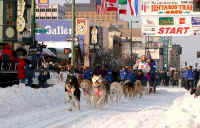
[
  {"xmin": 31, "ymin": 0, "xmax": 36, "ymax": 46},
  {"xmin": 71, "ymin": 0, "xmax": 76, "ymax": 72}
]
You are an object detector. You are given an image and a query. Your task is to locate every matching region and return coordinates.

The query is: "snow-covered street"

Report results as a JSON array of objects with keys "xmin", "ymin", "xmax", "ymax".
[{"xmin": 0, "ymin": 83, "xmax": 200, "ymax": 128}]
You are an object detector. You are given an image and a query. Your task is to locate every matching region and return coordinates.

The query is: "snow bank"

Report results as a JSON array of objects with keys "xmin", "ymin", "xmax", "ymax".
[
  {"xmin": 0, "ymin": 83, "xmax": 65, "ymax": 118},
  {"xmin": 164, "ymin": 92, "xmax": 200, "ymax": 128},
  {"xmin": 0, "ymin": 83, "xmax": 200, "ymax": 128}
]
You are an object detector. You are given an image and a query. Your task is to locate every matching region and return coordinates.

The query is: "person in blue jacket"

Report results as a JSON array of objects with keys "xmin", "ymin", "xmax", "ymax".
[
  {"xmin": 25, "ymin": 61, "xmax": 35, "ymax": 87},
  {"xmin": 106, "ymin": 69, "xmax": 113, "ymax": 83},
  {"xmin": 186, "ymin": 66, "xmax": 195, "ymax": 90},
  {"xmin": 120, "ymin": 66, "xmax": 128, "ymax": 81},
  {"xmin": 127, "ymin": 67, "xmax": 136, "ymax": 84},
  {"xmin": 83, "ymin": 66, "xmax": 92, "ymax": 80},
  {"xmin": 136, "ymin": 69, "xmax": 147, "ymax": 86}
]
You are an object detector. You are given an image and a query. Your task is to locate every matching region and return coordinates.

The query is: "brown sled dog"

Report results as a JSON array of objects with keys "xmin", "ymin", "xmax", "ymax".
[
  {"xmin": 122, "ymin": 80, "xmax": 136, "ymax": 98},
  {"xmin": 80, "ymin": 79, "xmax": 93, "ymax": 104},
  {"xmin": 134, "ymin": 80, "xmax": 145, "ymax": 98},
  {"xmin": 122, "ymin": 80, "xmax": 144, "ymax": 98},
  {"xmin": 91, "ymin": 75, "xmax": 108, "ymax": 108},
  {"xmin": 80, "ymin": 76, "xmax": 108, "ymax": 108}
]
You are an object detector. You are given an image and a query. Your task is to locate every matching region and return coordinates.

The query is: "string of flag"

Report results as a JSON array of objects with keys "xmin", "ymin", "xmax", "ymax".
[{"xmin": 96, "ymin": 0, "xmax": 139, "ymax": 16}]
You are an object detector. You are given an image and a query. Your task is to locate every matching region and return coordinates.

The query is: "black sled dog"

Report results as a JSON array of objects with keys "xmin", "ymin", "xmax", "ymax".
[{"xmin": 65, "ymin": 75, "xmax": 81, "ymax": 111}]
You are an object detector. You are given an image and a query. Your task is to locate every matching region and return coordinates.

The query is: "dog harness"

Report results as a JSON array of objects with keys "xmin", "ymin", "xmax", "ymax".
[
  {"xmin": 95, "ymin": 88, "xmax": 100, "ymax": 97},
  {"xmin": 67, "ymin": 90, "xmax": 71, "ymax": 94},
  {"xmin": 83, "ymin": 90, "xmax": 90, "ymax": 95}
]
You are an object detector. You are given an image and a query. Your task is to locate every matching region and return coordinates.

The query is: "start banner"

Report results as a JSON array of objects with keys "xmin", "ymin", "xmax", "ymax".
[
  {"xmin": 141, "ymin": 0, "xmax": 193, "ymax": 15},
  {"xmin": 142, "ymin": 16, "xmax": 192, "ymax": 36}
]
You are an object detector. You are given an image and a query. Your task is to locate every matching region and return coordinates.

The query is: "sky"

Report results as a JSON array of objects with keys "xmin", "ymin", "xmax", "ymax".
[
  {"xmin": 48, "ymin": 0, "xmax": 200, "ymax": 67},
  {"xmin": 173, "ymin": 36, "xmax": 200, "ymax": 67}
]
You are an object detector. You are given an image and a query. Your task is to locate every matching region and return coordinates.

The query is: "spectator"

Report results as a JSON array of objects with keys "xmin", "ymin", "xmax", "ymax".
[
  {"xmin": 17, "ymin": 56, "xmax": 27, "ymax": 85},
  {"xmin": 38, "ymin": 69, "xmax": 48, "ymax": 88},
  {"xmin": 127, "ymin": 67, "xmax": 136, "ymax": 84},
  {"xmin": 1, "ymin": 44, "xmax": 14, "ymax": 62},
  {"xmin": 1, "ymin": 44, "xmax": 15, "ymax": 70},
  {"xmin": 194, "ymin": 68, "xmax": 200, "ymax": 88},
  {"xmin": 106, "ymin": 69, "xmax": 113, "ymax": 83},
  {"xmin": 25, "ymin": 60, "xmax": 35, "ymax": 87},
  {"xmin": 120, "ymin": 67, "xmax": 128, "ymax": 81},
  {"xmin": 83, "ymin": 66, "xmax": 92, "ymax": 80},
  {"xmin": 186, "ymin": 66, "xmax": 195, "ymax": 90},
  {"xmin": 136, "ymin": 70, "xmax": 146, "ymax": 86}
]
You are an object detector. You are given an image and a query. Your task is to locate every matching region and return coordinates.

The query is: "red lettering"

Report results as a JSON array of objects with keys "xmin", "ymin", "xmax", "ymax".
[
  {"xmin": 165, "ymin": 27, "xmax": 171, "ymax": 34},
  {"xmin": 182, "ymin": 5, "xmax": 186, "ymax": 10},
  {"xmin": 166, "ymin": 11, "xmax": 170, "ymax": 14},
  {"xmin": 158, "ymin": 27, "xmax": 190, "ymax": 35},
  {"xmin": 169, "ymin": 27, "xmax": 176, "ymax": 34},
  {"xmin": 184, "ymin": 27, "xmax": 190, "ymax": 34},
  {"xmin": 158, "ymin": 27, "xmax": 164, "ymax": 34},
  {"xmin": 176, "ymin": 27, "xmax": 183, "ymax": 34}
]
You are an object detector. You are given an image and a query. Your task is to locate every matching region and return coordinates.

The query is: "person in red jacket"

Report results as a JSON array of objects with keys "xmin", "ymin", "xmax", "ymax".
[
  {"xmin": 1, "ymin": 44, "xmax": 15, "ymax": 62},
  {"xmin": 17, "ymin": 56, "xmax": 27, "ymax": 84}
]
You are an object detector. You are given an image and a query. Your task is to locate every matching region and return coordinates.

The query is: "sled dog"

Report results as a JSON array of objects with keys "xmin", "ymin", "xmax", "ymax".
[
  {"xmin": 65, "ymin": 75, "xmax": 81, "ymax": 111},
  {"xmin": 110, "ymin": 82, "xmax": 123, "ymax": 104}
]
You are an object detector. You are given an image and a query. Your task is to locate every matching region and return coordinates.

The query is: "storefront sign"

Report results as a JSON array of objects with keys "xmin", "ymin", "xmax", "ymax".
[
  {"xmin": 192, "ymin": 17, "xmax": 200, "ymax": 26},
  {"xmin": 76, "ymin": 18, "xmax": 87, "ymax": 35},
  {"xmin": 142, "ymin": 16, "xmax": 158, "ymax": 27},
  {"xmin": 35, "ymin": 20, "xmax": 73, "ymax": 41},
  {"xmin": 142, "ymin": 15, "xmax": 192, "ymax": 36},
  {"xmin": 141, "ymin": 0, "xmax": 193, "ymax": 15},
  {"xmin": 36, "ymin": 20, "xmax": 86, "ymax": 56},
  {"xmin": 38, "ymin": 0, "xmax": 49, "ymax": 8},
  {"xmin": 151, "ymin": 4, "xmax": 193, "ymax": 15},
  {"xmin": 159, "ymin": 17, "xmax": 174, "ymax": 25}
]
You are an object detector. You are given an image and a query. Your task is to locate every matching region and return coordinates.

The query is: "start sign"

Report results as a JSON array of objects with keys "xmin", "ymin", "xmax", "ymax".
[{"xmin": 157, "ymin": 27, "xmax": 192, "ymax": 36}]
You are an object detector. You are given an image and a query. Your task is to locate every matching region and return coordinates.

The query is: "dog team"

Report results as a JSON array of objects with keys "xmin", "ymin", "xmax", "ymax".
[
  {"xmin": 65, "ymin": 74, "xmax": 147, "ymax": 111},
  {"xmin": 64, "ymin": 55, "xmax": 157, "ymax": 111}
]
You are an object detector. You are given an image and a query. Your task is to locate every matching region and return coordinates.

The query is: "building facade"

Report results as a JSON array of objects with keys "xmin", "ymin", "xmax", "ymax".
[
  {"xmin": 0, "ymin": 0, "xmax": 17, "ymax": 44},
  {"xmin": 36, "ymin": 4, "xmax": 65, "ymax": 19},
  {"xmin": 120, "ymin": 41, "xmax": 164, "ymax": 69},
  {"xmin": 168, "ymin": 44, "xmax": 182, "ymax": 71}
]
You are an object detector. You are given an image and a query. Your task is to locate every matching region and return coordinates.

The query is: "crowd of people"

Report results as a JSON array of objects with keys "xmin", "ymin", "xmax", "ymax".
[
  {"xmin": 0, "ymin": 44, "xmax": 52, "ymax": 87},
  {"xmin": 1, "ymin": 44, "xmax": 200, "ymax": 96}
]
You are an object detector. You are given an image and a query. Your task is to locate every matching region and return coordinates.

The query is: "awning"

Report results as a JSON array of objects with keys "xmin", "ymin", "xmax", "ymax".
[
  {"xmin": 42, "ymin": 48, "xmax": 56, "ymax": 57},
  {"xmin": 39, "ymin": 41, "xmax": 72, "ymax": 49}
]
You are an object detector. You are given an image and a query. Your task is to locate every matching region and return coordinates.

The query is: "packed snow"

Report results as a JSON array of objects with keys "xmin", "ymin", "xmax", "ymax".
[{"xmin": 0, "ymin": 74, "xmax": 200, "ymax": 128}]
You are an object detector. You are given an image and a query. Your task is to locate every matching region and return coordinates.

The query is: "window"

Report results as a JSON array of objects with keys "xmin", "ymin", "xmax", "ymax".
[
  {"xmin": 194, "ymin": 0, "xmax": 200, "ymax": 11},
  {"xmin": 6, "ymin": 3, "xmax": 13, "ymax": 25}
]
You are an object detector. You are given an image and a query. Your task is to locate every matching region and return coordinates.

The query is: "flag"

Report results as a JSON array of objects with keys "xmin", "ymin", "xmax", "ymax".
[
  {"xmin": 128, "ymin": 0, "xmax": 134, "ymax": 16},
  {"xmin": 96, "ymin": 0, "xmax": 107, "ymax": 14},
  {"xmin": 118, "ymin": 0, "xmax": 127, "ymax": 14},
  {"xmin": 96, "ymin": 0, "xmax": 102, "ymax": 5},
  {"xmin": 118, "ymin": 0, "xmax": 127, "ymax": 4},
  {"xmin": 141, "ymin": 3, "xmax": 147, "ymax": 13},
  {"xmin": 106, "ymin": 0, "xmax": 118, "ymax": 11},
  {"xmin": 146, "ymin": 50, "xmax": 151, "ymax": 59},
  {"xmin": 134, "ymin": 0, "xmax": 139, "ymax": 16}
]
